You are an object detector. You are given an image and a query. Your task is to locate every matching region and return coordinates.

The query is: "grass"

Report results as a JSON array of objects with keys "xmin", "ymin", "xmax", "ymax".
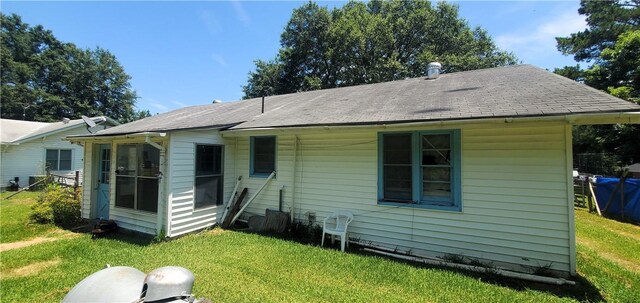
[
  {"xmin": 0, "ymin": 195, "xmax": 638, "ymax": 303},
  {"xmin": 574, "ymin": 208, "xmax": 640, "ymax": 302},
  {"xmin": 0, "ymin": 191, "xmax": 56, "ymax": 243}
]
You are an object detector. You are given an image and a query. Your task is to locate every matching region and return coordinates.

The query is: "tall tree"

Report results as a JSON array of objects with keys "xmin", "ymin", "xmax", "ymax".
[
  {"xmin": 242, "ymin": 0, "xmax": 517, "ymax": 98},
  {"xmin": 1, "ymin": 13, "xmax": 143, "ymax": 122},
  {"xmin": 555, "ymin": 0, "xmax": 640, "ymax": 172}
]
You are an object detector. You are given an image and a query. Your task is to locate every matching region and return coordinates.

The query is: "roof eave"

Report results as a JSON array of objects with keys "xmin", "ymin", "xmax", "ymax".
[
  {"xmin": 67, "ymin": 131, "xmax": 167, "ymax": 143},
  {"xmin": 222, "ymin": 111, "xmax": 640, "ymax": 135},
  {"xmin": 12, "ymin": 116, "xmax": 117, "ymax": 144},
  {"xmin": 69, "ymin": 123, "xmax": 242, "ymax": 139}
]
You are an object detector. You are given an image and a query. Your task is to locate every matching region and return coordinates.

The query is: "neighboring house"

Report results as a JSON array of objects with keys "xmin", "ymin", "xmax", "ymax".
[
  {"xmin": 1, "ymin": 117, "xmax": 118, "ymax": 189},
  {"xmin": 68, "ymin": 65, "xmax": 640, "ymax": 277},
  {"xmin": 626, "ymin": 163, "xmax": 640, "ymax": 179}
]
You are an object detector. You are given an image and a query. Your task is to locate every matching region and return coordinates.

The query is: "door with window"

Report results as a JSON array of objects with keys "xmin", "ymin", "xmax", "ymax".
[{"xmin": 97, "ymin": 144, "xmax": 111, "ymax": 219}]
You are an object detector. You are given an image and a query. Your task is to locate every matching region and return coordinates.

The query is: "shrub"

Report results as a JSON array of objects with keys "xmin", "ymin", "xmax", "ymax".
[
  {"xmin": 30, "ymin": 184, "xmax": 82, "ymax": 228},
  {"xmin": 30, "ymin": 198, "xmax": 54, "ymax": 224}
]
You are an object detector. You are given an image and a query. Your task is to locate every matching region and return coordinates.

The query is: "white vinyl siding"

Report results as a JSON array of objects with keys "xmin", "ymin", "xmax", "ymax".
[
  {"xmin": 1, "ymin": 126, "xmax": 87, "ymax": 189},
  {"xmin": 167, "ymin": 130, "xmax": 236, "ymax": 237},
  {"xmin": 81, "ymin": 143, "xmax": 93, "ymax": 219},
  {"xmin": 227, "ymin": 121, "xmax": 572, "ymax": 275}
]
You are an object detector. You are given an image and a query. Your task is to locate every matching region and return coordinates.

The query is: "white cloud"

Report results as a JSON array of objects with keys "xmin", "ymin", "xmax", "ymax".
[
  {"xmin": 231, "ymin": 0, "xmax": 251, "ymax": 26},
  {"xmin": 172, "ymin": 100, "xmax": 188, "ymax": 108},
  {"xmin": 211, "ymin": 53, "xmax": 228, "ymax": 67},
  {"xmin": 200, "ymin": 10, "xmax": 222, "ymax": 34},
  {"xmin": 495, "ymin": 10, "xmax": 586, "ymax": 61},
  {"xmin": 149, "ymin": 102, "xmax": 169, "ymax": 113}
]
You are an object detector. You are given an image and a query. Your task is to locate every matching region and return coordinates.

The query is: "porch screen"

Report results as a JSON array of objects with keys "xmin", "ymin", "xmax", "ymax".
[{"xmin": 115, "ymin": 144, "xmax": 160, "ymax": 213}]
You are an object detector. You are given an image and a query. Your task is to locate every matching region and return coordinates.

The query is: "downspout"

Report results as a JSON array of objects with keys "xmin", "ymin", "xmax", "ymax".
[
  {"xmin": 165, "ymin": 138, "xmax": 173, "ymax": 238},
  {"xmin": 145, "ymin": 137, "xmax": 164, "ymax": 151},
  {"xmin": 145, "ymin": 136, "xmax": 167, "ymax": 237},
  {"xmin": 230, "ymin": 171, "xmax": 276, "ymax": 225}
]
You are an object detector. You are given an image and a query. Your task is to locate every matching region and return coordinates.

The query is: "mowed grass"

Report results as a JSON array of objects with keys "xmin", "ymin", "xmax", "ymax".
[
  {"xmin": 574, "ymin": 208, "xmax": 640, "ymax": 302},
  {"xmin": 0, "ymin": 191, "xmax": 56, "ymax": 243},
  {"xmin": 1, "ymin": 194, "xmax": 638, "ymax": 302}
]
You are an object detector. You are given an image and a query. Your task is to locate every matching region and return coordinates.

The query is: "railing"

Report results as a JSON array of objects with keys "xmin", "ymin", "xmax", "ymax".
[
  {"xmin": 49, "ymin": 171, "xmax": 81, "ymax": 188},
  {"xmin": 5, "ymin": 171, "xmax": 81, "ymax": 200}
]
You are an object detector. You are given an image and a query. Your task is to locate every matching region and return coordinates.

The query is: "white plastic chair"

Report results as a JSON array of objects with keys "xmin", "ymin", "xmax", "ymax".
[{"xmin": 321, "ymin": 211, "xmax": 353, "ymax": 252}]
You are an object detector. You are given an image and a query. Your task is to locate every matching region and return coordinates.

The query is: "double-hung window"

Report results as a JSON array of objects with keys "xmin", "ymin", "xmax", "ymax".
[
  {"xmin": 379, "ymin": 130, "xmax": 461, "ymax": 211},
  {"xmin": 194, "ymin": 144, "xmax": 223, "ymax": 209},
  {"xmin": 46, "ymin": 149, "xmax": 72, "ymax": 170},
  {"xmin": 250, "ymin": 136, "xmax": 276, "ymax": 177},
  {"xmin": 115, "ymin": 144, "xmax": 160, "ymax": 213}
]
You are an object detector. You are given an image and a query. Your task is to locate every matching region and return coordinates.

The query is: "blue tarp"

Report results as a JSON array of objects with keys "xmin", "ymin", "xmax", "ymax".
[{"xmin": 595, "ymin": 177, "xmax": 640, "ymax": 222}]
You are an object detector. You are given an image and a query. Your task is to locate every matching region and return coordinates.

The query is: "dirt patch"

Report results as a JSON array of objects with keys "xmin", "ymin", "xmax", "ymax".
[
  {"xmin": 207, "ymin": 228, "xmax": 225, "ymax": 236},
  {"xmin": 577, "ymin": 237, "xmax": 640, "ymax": 273},
  {"xmin": 5, "ymin": 197, "xmax": 36, "ymax": 205},
  {"xmin": 599, "ymin": 225, "xmax": 640, "ymax": 242},
  {"xmin": 2, "ymin": 258, "xmax": 61, "ymax": 279},
  {"xmin": 0, "ymin": 230, "xmax": 78, "ymax": 252}
]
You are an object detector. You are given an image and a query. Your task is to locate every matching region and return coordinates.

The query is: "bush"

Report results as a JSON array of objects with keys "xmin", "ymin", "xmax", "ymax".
[{"xmin": 30, "ymin": 184, "xmax": 82, "ymax": 228}]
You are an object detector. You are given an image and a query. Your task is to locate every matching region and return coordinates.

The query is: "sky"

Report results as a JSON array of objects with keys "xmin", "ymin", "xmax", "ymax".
[{"xmin": 2, "ymin": 1, "xmax": 587, "ymax": 114}]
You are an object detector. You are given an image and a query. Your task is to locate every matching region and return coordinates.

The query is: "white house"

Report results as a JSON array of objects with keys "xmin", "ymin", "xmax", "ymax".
[
  {"xmin": 1, "ymin": 116, "xmax": 118, "ymax": 189},
  {"xmin": 68, "ymin": 65, "xmax": 640, "ymax": 277}
]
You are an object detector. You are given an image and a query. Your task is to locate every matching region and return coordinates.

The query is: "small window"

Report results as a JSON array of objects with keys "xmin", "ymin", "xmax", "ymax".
[
  {"xmin": 379, "ymin": 130, "xmax": 461, "ymax": 211},
  {"xmin": 195, "ymin": 144, "xmax": 223, "ymax": 209},
  {"xmin": 250, "ymin": 136, "xmax": 276, "ymax": 176},
  {"xmin": 45, "ymin": 149, "xmax": 72, "ymax": 170}
]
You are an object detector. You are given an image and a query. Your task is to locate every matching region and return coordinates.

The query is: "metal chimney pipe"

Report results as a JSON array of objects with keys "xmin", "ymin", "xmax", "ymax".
[{"xmin": 427, "ymin": 62, "xmax": 442, "ymax": 79}]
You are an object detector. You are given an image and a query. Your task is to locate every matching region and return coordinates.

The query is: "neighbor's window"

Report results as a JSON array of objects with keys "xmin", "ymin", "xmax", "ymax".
[
  {"xmin": 379, "ymin": 130, "xmax": 461, "ymax": 211},
  {"xmin": 45, "ymin": 149, "xmax": 72, "ymax": 170},
  {"xmin": 115, "ymin": 144, "xmax": 160, "ymax": 212},
  {"xmin": 195, "ymin": 144, "xmax": 223, "ymax": 209},
  {"xmin": 250, "ymin": 136, "xmax": 276, "ymax": 176}
]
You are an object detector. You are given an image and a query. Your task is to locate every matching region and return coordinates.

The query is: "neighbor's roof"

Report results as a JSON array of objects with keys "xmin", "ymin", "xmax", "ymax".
[
  {"xmin": 83, "ymin": 64, "xmax": 640, "ymax": 137},
  {"xmin": 1, "ymin": 116, "xmax": 117, "ymax": 144},
  {"xmin": 626, "ymin": 163, "xmax": 640, "ymax": 173}
]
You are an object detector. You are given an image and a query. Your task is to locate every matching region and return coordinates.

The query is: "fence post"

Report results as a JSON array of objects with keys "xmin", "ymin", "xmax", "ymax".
[{"xmin": 74, "ymin": 170, "xmax": 80, "ymax": 200}]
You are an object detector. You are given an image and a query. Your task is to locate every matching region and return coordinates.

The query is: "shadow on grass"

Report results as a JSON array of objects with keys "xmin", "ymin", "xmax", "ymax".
[
  {"xmin": 233, "ymin": 227, "xmax": 605, "ymax": 302},
  {"xmin": 96, "ymin": 231, "xmax": 155, "ymax": 246},
  {"xmin": 355, "ymin": 247, "xmax": 604, "ymax": 302},
  {"xmin": 71, "ymin": 220, "xmax": 155, "ymax": 246}
]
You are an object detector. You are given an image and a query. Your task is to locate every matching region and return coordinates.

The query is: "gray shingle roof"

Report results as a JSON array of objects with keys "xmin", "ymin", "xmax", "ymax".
[
  {"xmin": 1, "ymin": 116, "xmax": 116, "ymax": 143},
  {"xmin": 89, "ymin": 64, "xmax": 640, "ymax": 136}
]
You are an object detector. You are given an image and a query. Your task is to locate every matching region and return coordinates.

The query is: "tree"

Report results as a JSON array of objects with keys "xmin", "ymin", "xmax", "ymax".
[
  {"xmin": 0, "ymin": 13, "xmax": 141, "ymax": 123},
  {"xmin": 555, "ymin": 0, "xmax": 640, "ymax": 172},
  {"xmin": 557, "ymin": 0, "xmax": 639, "ymax": 63},
  {"xmin": 242, "ymin": 0, "xmax": 517, "ymax": 98}
]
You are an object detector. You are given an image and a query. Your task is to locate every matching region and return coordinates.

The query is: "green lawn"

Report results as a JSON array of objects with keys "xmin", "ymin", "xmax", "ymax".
[
  {"xmin": 1, "ymin": 194, "xmax": 638, "ymax": 302},
  {"xmin": 574, "ymin": 208, "xmax": 640, "ymax": 302},
  {"xmin": 0, "ymin": 191, "xmax": 56, "ymax": 243}
]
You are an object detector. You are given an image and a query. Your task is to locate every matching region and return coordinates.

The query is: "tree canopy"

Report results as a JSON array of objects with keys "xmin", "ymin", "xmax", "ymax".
[
  {"xmin": 1, "ymin": 13, "xmax": 149, "ymax": 123},
  {"xmin": 555, "ymin": 0, "xmax": 640, "ymax": 173},
  {"xmin": 242, "ymin": 0, "xmax": 517, "ymax": 99}
]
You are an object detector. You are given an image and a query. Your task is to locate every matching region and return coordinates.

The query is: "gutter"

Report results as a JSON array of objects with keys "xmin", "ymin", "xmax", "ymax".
[
  {"xmin": 67, "ymin": 132, "xmax": 166, "ymax": 143},
  {"xmin": 220, "ymin": 111, "xmax": 640, "ymax": 135}
]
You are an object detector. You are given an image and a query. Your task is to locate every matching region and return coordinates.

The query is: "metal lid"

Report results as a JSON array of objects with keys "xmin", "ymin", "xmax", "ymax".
[{"xmin": 143, "ymin": 266, "xmax": 195, "ymax": 302}]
